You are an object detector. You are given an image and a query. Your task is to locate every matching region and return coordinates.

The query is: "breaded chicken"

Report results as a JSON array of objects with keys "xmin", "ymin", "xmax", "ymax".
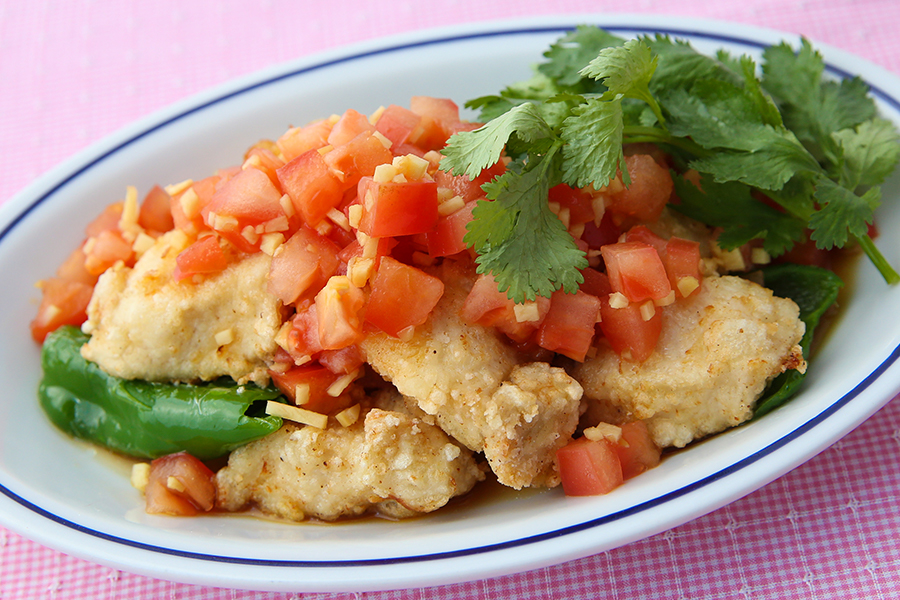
[
  {"xmin": 81, "ymin": 230, "xmax": 282, "ymax": 386},
  {"xmin": 215, "ymin": 400, "xmax": 484, "ymax": 522},
  {"xmin": 573, "ymin": 275, "xmax": 806, "ymax": 448},
  {"xmin": 361, "ymin": 260, "xmax": 583, "ymax": 489}
]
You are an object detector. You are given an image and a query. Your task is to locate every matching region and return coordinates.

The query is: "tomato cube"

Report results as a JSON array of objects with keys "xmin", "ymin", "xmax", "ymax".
[
  {"xmin": 277, "ymin": 119, "xmax": 333, "ymax": 162},
  {"xmin": 267, "ymin": 226, "xmax": 341, "ymax": 305},
  {"xmin": 322, "ymin": 132, "xmax": 393, "ymax": 190},
  {"xmin": 365, "ymin": 257, "xmax": 444, "ymax": 337},
  {"xmin": 269, "ymin": 363, "xmax": 354, "ymax": 414},
  {"xmin": 30, "ymin": 277, "xmax": 94, "ymax": 343},
  {"xmin": 663, "ymin": 237, "xmax": 702, "ymax": 297},
  {"xmin": 138, "ymin": 185, "xmax": 175, "ymax": 233},
  {"xmin": 374, "ymin": 104, "xmax": 422, "ymax": 149},
  {"xmin": 426, "ymin": 200, "xmax": 476, "ymax": 257},
  {"xmin": 145, "ymin": 452, "xmax": 216, "ymax": 516},
  {"xmin": 357, "ymin": 176, "xmax": 439, "ymax": 237},
  {"xmin": 173, "ymin": 235, "xmax": 230, "ymax": 282},
  {"xmin": 598, "ymin": 296, "xmax": 663, "ymax": 362},
  {"xmin": 556, "ymin": 437, "xmax": 624, "ymax": 496},
  {"xmin": 277, "ymin": 149, "xmax": 344, "ymax": 226},
  {"xmin": 615, "ymin": 421, "xmax": 662, "ymax": 480},
  {"xmin": 601, "ymin": 241, "xmax": 672, "ymax": 303},
  {"xmin": 607, "ymin": 154, "xmax": 673, "ymax": 221},
  {"xmin": 534, "ymin": 289, "xmax": 602, "ymax": 361}
]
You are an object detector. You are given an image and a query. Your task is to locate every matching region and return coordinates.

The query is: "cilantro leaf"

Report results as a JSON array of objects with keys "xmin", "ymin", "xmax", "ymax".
[
  {"xmin": 644, "ymin": 35, "xmax": 742, "ymax": 92},
  {"xmin": 560, "ymin": 96, "xmax": 628, "ymax": 188},
  {"xmin": 671, "ymin": 173, "xmax": 806, "ymax": 255},
  {"xmin": 687, "ymin": 136, "xmax": 819, "ymax": 191},
  {"xmin": 440, "ymin": 103, "xmax": 553, "ymax": 179},
  {"xmin": 538, "ymin": 26, "xmax": 624, "ymax": 88},
  {"xmin": 809, "ymin": 175, "xmax": 880, "ymax": 249},
  {"xmin": 833, "ymin": 117, "xmax": 900, "ymax": 189},
  {"xmin": 581, "ymin": 39, "xmax": 664, "ymax": 125},
  {"xmin": 465, "ymin": 154, "xmax": 587, "ymax": 302}
]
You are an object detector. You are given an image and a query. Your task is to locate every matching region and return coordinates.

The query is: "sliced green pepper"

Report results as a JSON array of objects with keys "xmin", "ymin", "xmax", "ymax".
[
  {"xmin": 39, "ymin": 326, "xmax": 284, "ymax": 460},
  {"xmin": 753, "ymin": 263, "xmax": 844, "ymax": 417}
]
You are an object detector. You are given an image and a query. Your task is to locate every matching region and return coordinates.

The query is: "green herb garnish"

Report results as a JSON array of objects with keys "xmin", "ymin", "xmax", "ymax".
[{"xmin": 440, "ymin": 26, "xmax": 900, "ymax": 302}]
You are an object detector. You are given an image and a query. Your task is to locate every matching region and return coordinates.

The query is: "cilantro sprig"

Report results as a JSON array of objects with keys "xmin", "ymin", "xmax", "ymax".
[{"xmin": 440, "ymin": 26, "xmax": 900, "ymax": 301}]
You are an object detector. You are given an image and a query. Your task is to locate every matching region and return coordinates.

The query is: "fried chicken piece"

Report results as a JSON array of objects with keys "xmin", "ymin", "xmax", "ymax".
[
  {"xmin": 81, "ymin": 230, "xmax": 282, "ymax": 386},
  {"xmin": 361, "ymin": 260, "xmax": 583, "ymax": 489},
  {"xmin": 215, "ymin": 397, "xmax": 484, "ymax": 521},
  {"xmin": 573, "ymin": 275, "xmax": 806, "ymax": 448}
]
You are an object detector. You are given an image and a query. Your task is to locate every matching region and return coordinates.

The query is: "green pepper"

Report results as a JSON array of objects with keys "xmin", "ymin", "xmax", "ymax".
[
  {"xmin": 39, "ymin": 326, "xmax": 284, "ymax": 460},
  {"xmin": 753, "ymin": 263, "xmax": 844, "ymax": 417}
]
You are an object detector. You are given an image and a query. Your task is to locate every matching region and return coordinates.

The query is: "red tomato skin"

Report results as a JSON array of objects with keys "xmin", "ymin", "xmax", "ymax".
[
  {"xmin": 285, "ymin": 304, "xmax": 324, "ymax": 361},
  {"xmin": 365, "ymin": 256, "xmax": 444, "ymax": 337},
  {"xmin": 607, "ymin": 154, "xmax": 673, "ymax": 221},
  {"xmin": 277, "ymin": 149, "xmax": 344, "ymax": 226},
  {"xmin": 663, "ymin": 237, "xmax": 702, "ymax": 296},
  {"xmin": 327, "ymin": 109, "xmax": 375, "ymax": 147},
  {"xmin": 267, "ymin": 226, "xmax": 341, "ymax": 305},
  {"xmin": 534, "ymin": 289, "xmax": 601, "ymax": 362},
  {"xmin": 315, "ymin": 281, "xmax": 366, "ymax": 350},
  {"xmin": 426, "ymin": 200, "xmax": 476, "ymax": 257},
  {"xmin": 548, "ymin": 184, "xmax": 596, "ymax": 225},
  {"xmin": 145, "ymin": 452, "xmax": 216, "ymax": 516},
  {"xmin": 374, "ymin": 104, "xmax": 422, "ymax": 148},
  {"xmin": 323, "ymin": 132, "xmax": 393, "ymax": 191},
  {"xmin": 357, "ymin": 177, "xmax": 439, "ymax": 237},
  {"xmin": 601, "ymin": 241, "xmax": 672, "ymax": 303},
  {"xmin": 84, "ymin": 229, "xmax": 134, "ymax": 276},
  {"xmin": 614, "ymin": 421, "xmax": 662, "ymax": 480},
  {"xmin": 84, "ymin": 202, "xmax": 124, "ymax": 238},
  {"xmin": 173, "ymin": 235, "xmax": 229, "ymax": 282},
  {"xmin": 139, "ymin": 185, "xmax": 175, "ymax": 232},
  {"xmin": 30, "ymin": 278, "xmax": 94, "ymax": 343},
  {"xmin": 277, "ymin": 119, "xmax": 332, "ymax": 162},
  {"xmin": 598, "ymin": 296, "xmax": 663, "ymax": 363},
  {"xmin": 556, "ymin": 437, "xmax": 624, "ymax": 496},
  {"xmin": 269, "ymin": 363, "xmax": 354, "ymax": 414}
]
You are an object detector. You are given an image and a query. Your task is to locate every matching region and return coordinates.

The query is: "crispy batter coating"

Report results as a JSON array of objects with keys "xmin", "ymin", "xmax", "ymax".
[
  {"xmin": 215, "ymin": 397, "xmax": 484, "ymax": 521},
  {"xmin": 362, "ymin": 260, "xmax": 583, "ymax": 489},
  {"xmin": 573, "ymin": 275, "xmax": 806, "ymax": 448},
  {"xmin": 81, "ymin": 230, "xmax": 282, "ymax": 386}
]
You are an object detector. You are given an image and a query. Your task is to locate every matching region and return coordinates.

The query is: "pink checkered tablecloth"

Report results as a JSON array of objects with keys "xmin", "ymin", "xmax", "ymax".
[{"xmin": 2, "ymin": 1, "xmax": 899, "ymax": 598}]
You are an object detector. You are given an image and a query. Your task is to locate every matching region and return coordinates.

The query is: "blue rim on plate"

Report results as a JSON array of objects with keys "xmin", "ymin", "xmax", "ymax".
[{"xmin": 1, "ymin": 17, "xmax": 899, "ymax": 587}]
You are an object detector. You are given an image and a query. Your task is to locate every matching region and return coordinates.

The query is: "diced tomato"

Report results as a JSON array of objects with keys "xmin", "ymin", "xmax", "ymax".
[
  {"xmin": 374, "ymin": 104, "xmax": 422, "ymax": 149},
  {"xmin": 581, "ymin": 211, "xmax": 622, "ymax": 251},
  {"xmin": 322, "ymin": 132, "xmax": 393, "ymax": 190},
  {"xmin": 144, "ymin": 452, "xmax": 216, "ymax": 516},
  {"xmin": 338, "ymin": 236, "xmax": 398, "ymax": 267},
  {"xmin": 601, "ymin": 241, "xmax": 672, "ymax": 303},
  {"xmin": 269, "ymin": 363, "xmax": 354, "ymax": 414},
  {"xmin": 55, "ymin": 246, "xmax": 98, "ymax": 287},
  {"xmin": 84, "ymin": 202, "xmax": 124, "ymax": 238},
  {"xmin": 84, "ymin": 229, "xmax": 134, "ymax": 275},
  {"xmin": 30, "ymin": 277, "xmax": 94, "ymax": 343},
  {"xmin": 170, "ymin": 178, "xmax": 216, "ymax": 237},
  {"xmin": 357, "ymin": 176, "xmax": 439, "ymax": 237},
  {"xmin": 319, "ymin": 344, "xmax": 365, "ymax": 375},
  {"xmin": 433, "ymin": 160, "xmax": 505, "ymax": 203},
  {"xmin": 578, "ymin": 267, "xmax": 611, "ymax": 298},
  {"xmin": 598, "ymin": 295, "xmax": 663, "ymax": 362},
  {"xmin": 624, "ymin": 225, "xmax": 667, "ymax": 254},
  {"xmin": 277, "ymin": 148, "xmax": 344, "ymax": 226},
  {"xmin": 173, "ymin": 235, "xmax": 230, "ymax": 282},
  {"xmin": 327, "ymin": 109, "xmax": 375, "ymax": 147},
  {"xmin": 534, "ymin": 289, "xmax": 602, "ymax": 362},
  {"xmin": 556, "ymin": 437, "xmax": 624, "ymax": 496},
  {"xmin": 461, "ymin": 273, "xmax": 550, "ymax": 343},
  {"xmin": 315, "ymin": 277, "xmax": 365, "ymax": 350},
  {"xmin": 285, "ymin": 304, "xmax": 324, "ymax": 361},
  {"xmin": 267, "ymin": 226, "xmax": 341, "ymax": 305},
  {"xmin": 549, "ymin": 184, "xmax": 596, "ymax": 225},
  {"xmin": 663, "ymin": 237, "xmax": 702, "ymax": 297},
  {"xmin": 277, "ymin": 119, "xmax": 333, "ymax": 162},
  {"xmin": 614, "ymin": 421, "xmax": 662, "ymax": 480},
  {"xmin": 202, "ymin": 167, "xmax": 287, "ymax": 253},
  {"xmin": 426, "ymin": 200, "xmax": 476, "ymax": 257},
  {"xmin": 244, "ymin": 145, "xmax": 285, "ymax": 187},
  {"xmin": 607, "ymin": 154, "xmax": 673, "ymax": 221},
  {"xmin": 365, "ymin": 256, "xmax": 444, "ymax": 337},
  {"xmin": 138, "ymin": 185, "xmax": 175, "ymax": 233},
  {"xmin": 408, "ymin": 96, "xmax": 462, "ymax": 151}
]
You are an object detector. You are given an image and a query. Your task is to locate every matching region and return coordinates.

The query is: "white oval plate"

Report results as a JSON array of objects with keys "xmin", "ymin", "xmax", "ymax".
[{"xmin": 2, "ymin": 14, "xmax": 899, "ymax": 593}]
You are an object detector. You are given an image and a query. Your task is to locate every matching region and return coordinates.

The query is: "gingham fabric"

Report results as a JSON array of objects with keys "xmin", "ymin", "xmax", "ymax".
[{"xmin": 2, "ymin": 1, "xmax": 899, "ymax": 598}]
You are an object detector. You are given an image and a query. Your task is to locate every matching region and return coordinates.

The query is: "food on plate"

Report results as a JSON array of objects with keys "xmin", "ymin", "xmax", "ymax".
[{"xmin": 31, "ymin": 26, "xmax": 897, "ymax": 520}]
